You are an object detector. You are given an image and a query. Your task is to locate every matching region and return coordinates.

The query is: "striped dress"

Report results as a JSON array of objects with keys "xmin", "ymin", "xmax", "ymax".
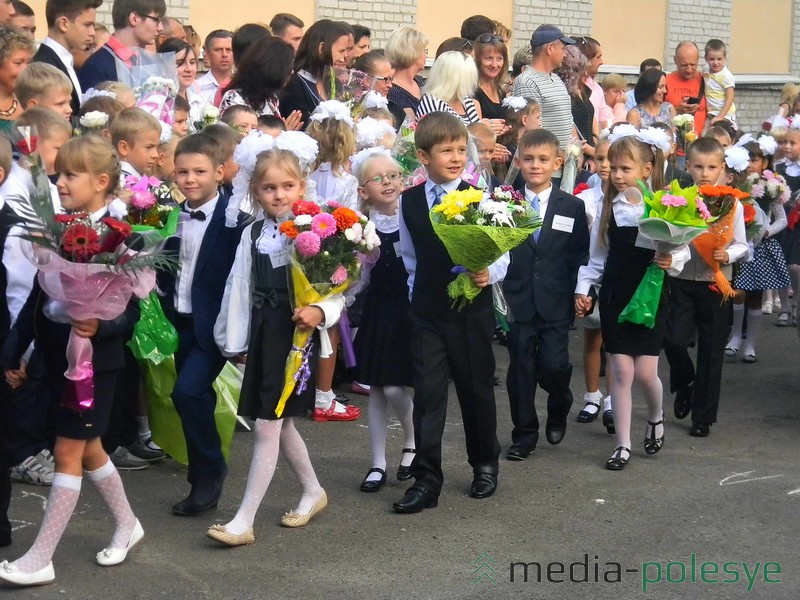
[{"xmin": 415, "ymin": 94, "xmax": 480, "ymax": 125}]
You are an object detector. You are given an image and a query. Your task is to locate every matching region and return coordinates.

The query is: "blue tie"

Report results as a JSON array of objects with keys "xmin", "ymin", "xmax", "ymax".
[
  {"xmin": 531, "ymin": 194, "xmax": 541, "ymax": 241},
  {"xmin": 432, "ymin": 184, "xmax": 445, "ymax": 206}
]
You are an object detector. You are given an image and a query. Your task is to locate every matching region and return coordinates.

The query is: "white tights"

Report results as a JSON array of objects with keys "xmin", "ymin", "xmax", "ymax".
[
  {"xmin": 607, "ymin": 354, "xmax": 664, "ymax": 454},
  {"xmin": 365, "ymin": 386, "xmax": 415, "ymax": 482}
]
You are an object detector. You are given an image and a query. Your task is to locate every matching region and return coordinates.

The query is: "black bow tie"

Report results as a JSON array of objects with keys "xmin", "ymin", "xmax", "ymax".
[{"xmin": 188, "ymin": 210, "xmax": 206, "ymax": 221}]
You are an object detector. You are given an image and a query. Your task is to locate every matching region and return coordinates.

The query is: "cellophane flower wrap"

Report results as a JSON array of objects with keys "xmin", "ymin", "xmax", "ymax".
[
  {"xmin": 12, "ymin": 126, "xmax": 174, "ymax": 412},
  {"xmin": 120, "ymin": 175, "xmax": 181, "ymax": 234},
  {"xmin": 115, "ymin": 51, "xmax": 179, "ymax": 125},
  {"xmin": 747, "ymin": 170, "xmax": 790, "ymax": 213},
  {"xmin": 430, "ymin": 186, "xmax": 541, "ymax": 310},
  {"xmin": 275, "ymin": 199, "xmax": 381, "ymax": 417},
  {"xmin": 322, "ymin": 66, "xmax": 375, "ymax": 120},
  {"xmin": 392, "ymin": 118, "xmax": 424, "ymax": 187},
  {"xmin": 617, "ymin": 181, "xmax": 714, "ymax": 328},
  {"xmin": 694, "ymin": 184, "xmax": 748, "ymax": 298}
]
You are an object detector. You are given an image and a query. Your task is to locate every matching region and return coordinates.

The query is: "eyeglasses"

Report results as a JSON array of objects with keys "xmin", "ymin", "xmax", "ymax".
[
  {"xmin": 139, "ymin": 13, "xmax": 161, "ymax": 24},
  {"xmin": 374, "ymin": 75, "xmax": 393, "ymax": 83},
  {"xmin": 477, "ymin": 34, "xmax": 503, "ymax": 44},
  {"xmin": 363, "ymin": 171, "xmax": 402, "ymax": 185}
]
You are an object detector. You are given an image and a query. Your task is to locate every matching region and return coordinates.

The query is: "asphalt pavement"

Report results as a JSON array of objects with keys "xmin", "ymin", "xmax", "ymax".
[{"xmin": 2, "ymin": 313, "xmax": 799, "ymax": 599}]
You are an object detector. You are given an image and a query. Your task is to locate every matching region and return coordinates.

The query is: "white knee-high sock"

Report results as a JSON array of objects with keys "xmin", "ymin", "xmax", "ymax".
[
  {"xmin": 11, "ymin": 473, "xmax": 81, "ymax": 573},
  {"xmin": 742, "ymin": 309, "xmax": 763, "ymax": 356},
  {"xmin": 777, "ymin": 286, "xmax": 791, "ymax": 314},
  {"xmin": 280, "ymin": 418, "xmax": 323, "ymax": 515},
  {"xmin": 728, "ymin": 303, "xmax": 745, "ymax": 349},
  {"xmin": 367, "ymin": 387, "xmax": 389, "ymax": 480},
  {"xmin": 225, "ymin": 419, "xmax": 282, "ymax": 535},
  {"xmin": 383, "ymin": 386, "xmax": 415, "ymax": 466},
  {"xmin": 85, "ymin": 460, "xmax": 137, "ymax": 550}
]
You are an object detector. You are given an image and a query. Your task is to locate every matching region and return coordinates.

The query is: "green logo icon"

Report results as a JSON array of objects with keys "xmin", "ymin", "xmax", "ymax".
[{"xmin": 473, "ymin": 551, "xmax": 497, "ymax": 584}]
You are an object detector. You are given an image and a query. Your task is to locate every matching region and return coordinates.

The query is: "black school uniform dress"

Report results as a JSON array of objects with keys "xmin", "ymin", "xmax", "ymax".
[
  {"xmin": 238, "ymin": 220, "xmax": 314, "ymax": 421},
  {"xmin": 355, "ymin": 214, "xmax": 413, "ymax": 387},
  {"xmin": 778, "ymin": 169, "xmax": 800, "ymax": 265},
  {"xmin": 599, "ymin": 210, "xmax": 666, "ymax": 356}
]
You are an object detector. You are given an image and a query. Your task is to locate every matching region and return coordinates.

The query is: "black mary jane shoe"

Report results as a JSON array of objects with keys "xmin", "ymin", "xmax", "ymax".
[
  {"xmin": 606, "ymin": 446, "xmax": 631, "ymax": 471},
  {"xmin": 644, "ymin": 420, "xmax": 665, "ymax": 455},
  {"xmin": 359, "ymin": 468, "xmax": 387, "ymax": 492},
  {"xmin": 577, "ymin": 401, "xmax": 601, "ymax": 423},
  {"xmin": 396, "ymin": 448, "xmax": 416, "ymax": 481},
  {"xmin": 602, "ymin": 409, "xmax": 615, "ymax": 434}
]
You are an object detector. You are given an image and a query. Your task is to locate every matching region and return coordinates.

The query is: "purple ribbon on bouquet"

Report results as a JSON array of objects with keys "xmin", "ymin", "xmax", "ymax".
[
  {"xmin": 292, "ymin": 338, "xmax": 314, "ymax": 395},
  {"xmin": 451, "ymin": 266, "xmax": 467, "ymax": 275},
  {"xmin": 338, "ymin": 311, "xmax": 357, "ymax": 369}
]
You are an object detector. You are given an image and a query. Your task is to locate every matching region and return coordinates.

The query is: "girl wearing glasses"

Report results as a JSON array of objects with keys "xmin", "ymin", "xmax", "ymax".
[{"xmin": 352, "ymin": 149, "xmax": 415, "ymax": 493}]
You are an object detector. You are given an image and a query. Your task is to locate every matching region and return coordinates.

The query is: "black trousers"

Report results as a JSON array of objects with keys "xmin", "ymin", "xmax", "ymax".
[
  {"xmin": 0, "ymin": 386, "xmax": 12, "ymax": 546},
  {"xmin": 506, "ymin": 316, "xmax": 574, "ymax": 449},
  {"xmin": 663, "ymin": 278, "xmax": 731, "ymax": 424},
  {"xmin": 4, "ymin": 353, "xmax": 52, "ymax": 464},
  {"xmin": 409, "ymin": 308, "xmax": 500, "ymax": 493}
]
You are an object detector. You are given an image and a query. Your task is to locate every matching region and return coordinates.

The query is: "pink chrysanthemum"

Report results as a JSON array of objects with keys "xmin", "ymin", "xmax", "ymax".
[
  {"xmin": 750, "ymin": 183, "xmax": 766, "ymax": 199},
  {"xmin": 311, "ymin": 212, "xmax": 337, "ymax": 239},
  {"xmin": 131, "ymin": 190, "xmax": 157, "ymax": 210},
  {"xmin": 330, "ymin": 264, "xmax": 348, "ymax": 285},
  {"xmin": 696, "ymin": 198, "xmax": 712, "ymax": 221},
  {"xmin": 661, "ymin": 194, "xmax": 687, "ymax": 208},
  {"xmin": 295, "ymin": 231, "xmax": 321, "ymax": 257}
]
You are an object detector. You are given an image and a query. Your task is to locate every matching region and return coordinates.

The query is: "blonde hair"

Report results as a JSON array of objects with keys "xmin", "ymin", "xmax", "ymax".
[
  {"xmin": 601, "ymin": 73, "xmax": 627, "ymax": 92},
  {"xmin": 55, "ymin": 136, "xmax": 121, "ymax": 197},
  {"xmin": 355, "ymin": 153, "xmax": 400, "ymax": 212},
  {"xmin": 15, "ymin": 63, "xmax": 72, "ymax": 107},
  {"xmin": 15, "ymin": 107, "xmax": 72, "ymax": 141},
  {"xmin": 110, "ymin": 107, "xmax": 162, "ymax": 147},
  {"xmin": 249, "ymin": 149, "xmax": 304, "ymax": 207},
  {"xmin": 95, "ymin": 81, "xmax": 136, "ymax": 106},
  {"xmin": 305, "ymin": 117, "xmax": 356, "ymax": 172},
  {"xmin": 363, "ymin": 106, "xmax": 395, "ymax": 125},
  {"xmin": 467, "ymin": 120, "xmax": 496, "ymax": 143},
  {"xmin": 0, "ymin": 136, "xmax": 11, "ymax": 180},
  {"xmin": 385, "ymin": 26, "xmax": 428, "ymax": 70},
  {"xmin": 423, "ymin": 51, "xmax": 479, "ymax": 104},
  {"xmin": 779, "ymin": 83, "xmax": 800, "ymax": 107},
  {"xmin": 599, "ymin": 137, "xmax": 665, "ymax": 247}
]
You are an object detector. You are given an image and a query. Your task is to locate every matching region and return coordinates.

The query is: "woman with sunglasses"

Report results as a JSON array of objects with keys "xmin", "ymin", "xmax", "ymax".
[
  {"xmin": 473, "ymin": 34, "xmax": 511, "ymax": 139},
  {"xmin": 385, "ymin": 26, "xmax": 428, "ymax": 121}
]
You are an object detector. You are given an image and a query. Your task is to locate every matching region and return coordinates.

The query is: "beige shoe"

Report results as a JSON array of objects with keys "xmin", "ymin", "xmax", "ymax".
[
  {"xmin": 280, "ymin": 490, "xmax": 328, "ymax": 528},
  {"xmin": 206, "ymin": 524, "xmax": 255, "ymax": 547}
]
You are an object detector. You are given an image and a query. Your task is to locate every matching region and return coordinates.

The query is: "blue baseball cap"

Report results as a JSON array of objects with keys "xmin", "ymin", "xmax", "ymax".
[{"xmin": 531, "ymin": 24, "xmax": 576, "ymax": 48}]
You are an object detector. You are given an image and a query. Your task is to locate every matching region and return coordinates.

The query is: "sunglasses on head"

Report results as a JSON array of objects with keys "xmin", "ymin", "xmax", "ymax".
[
  {"xmin": 477, "ymin": 34, "xmax": 503, "ymax": 44},
  {"xmin": 461, "ymin": 40, "xmax": 473, "ymax": 51}
]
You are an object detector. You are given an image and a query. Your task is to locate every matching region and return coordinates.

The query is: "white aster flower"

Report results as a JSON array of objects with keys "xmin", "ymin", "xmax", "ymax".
[{"xmin": 294, "ymin": 214, "xmax": 312, "ymax": 226}]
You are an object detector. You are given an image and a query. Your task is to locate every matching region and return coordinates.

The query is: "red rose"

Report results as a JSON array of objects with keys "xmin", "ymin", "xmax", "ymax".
[
  {"xmin": 61, "ymin": 224, "xmax": 101, "ymax": 261},
  {"xmin": 762, "ymin": 121, "xmax": 772, "ymax": 131},
  {"xmin": 291, "ymin": 200, "xmax": 321, "ymax": 217},
  {"xmin": 573, "ymin": 183, "xmax": 590, "ymax": 195},
  {"xmin": 17, "ymin": 136, "xmax": 38, "ymax": 155}
]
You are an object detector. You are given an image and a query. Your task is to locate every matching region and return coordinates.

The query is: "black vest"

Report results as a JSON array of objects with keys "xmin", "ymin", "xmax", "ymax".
[
  {"xmin": 250, "ymin": 220, "xmax": 290, "ymax": 309},
  {"xmin": 401, "ymin": 182, "xmax": 491, "ymax": 318},
  {"xmin": 0, "ymin": 203, "xmax": 19, "ymax": 348}
]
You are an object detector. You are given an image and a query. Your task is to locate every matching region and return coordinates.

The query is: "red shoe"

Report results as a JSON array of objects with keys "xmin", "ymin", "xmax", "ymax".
[{"xmin": 312, "ymin": 402, "xmax": 361, "ymax": 422}]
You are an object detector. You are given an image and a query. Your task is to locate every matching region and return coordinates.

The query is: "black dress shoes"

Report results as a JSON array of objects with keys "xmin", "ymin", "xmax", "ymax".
[
  {"xmin": 393, "ymin": 485, "xmax": 439, "ymax": 513},
  {"xmin": 172, "ymin": 473, "xmax": 226, "ymax": 516},
  {"xmin": 545, "ymin": 423, "xmax": 566, "ymax": 445},
  {"xmin": 689, "ymin": 422, "xmax": 710, "ymax": 437},
  {"xmin": 470, "ymin": 471, "xmax": 498, "ymax": 499},
  {"xmin": 506, "ymin": 445, "xmax": 534, "ymax": 461},
  {"xmin": 674, "ymin": 383, "xmax": 693, "ymax": 420},
  {"xmin": 359, "ymin": 468, "xmax": 386, "ymax": 492}
]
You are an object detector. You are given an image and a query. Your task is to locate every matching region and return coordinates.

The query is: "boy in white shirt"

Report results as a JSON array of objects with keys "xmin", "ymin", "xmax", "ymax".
[{"xmin": 703, "ymin": 39, "xmax": 736, "ymax": 125}]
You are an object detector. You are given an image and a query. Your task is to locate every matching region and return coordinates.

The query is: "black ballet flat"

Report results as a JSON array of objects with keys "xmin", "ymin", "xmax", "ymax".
[
  {"xmin": 606, "ymin": 446, "xmax": 630, "ymax": 471},
  {"xmin": 577, "ymin": 401, "xmax": 601, "ymax": 423},
  {"xmin": 644, "ymin": 420, "xmax": 665, "ymax": 455},
  {"xmin": 359, "ymin": 468, "xmax": 386, "ymax": 492},
  {"xmin": 396, "ymin": 448, "xmax": 416, "ymax": 481}
]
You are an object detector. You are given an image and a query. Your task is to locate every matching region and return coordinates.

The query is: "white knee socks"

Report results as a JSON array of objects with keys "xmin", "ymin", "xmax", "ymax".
[
  {"xmin": 728, "ymin": 303, "xmax": 745, "ymax": 350},
  {"xmin": 85, "ymin": 460, "xmax": 137, "ymax": 551},
  {"xmin": 742, "ymin": 309, "xmax": 762, "ymax": 357}
]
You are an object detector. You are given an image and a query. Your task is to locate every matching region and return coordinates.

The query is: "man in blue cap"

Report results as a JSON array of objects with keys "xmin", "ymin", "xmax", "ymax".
[{"xmin": 512, "ymin": 24, "xmax": 576, "ymax": 155}]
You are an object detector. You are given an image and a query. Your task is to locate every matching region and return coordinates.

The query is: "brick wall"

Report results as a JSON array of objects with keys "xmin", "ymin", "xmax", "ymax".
[
  {"xmin": 511, "ymin": 0, "xmax": 592, "ymax": 53},
  {"xmin": 315, "ymin": 0, "xmax": 417, "ymax": 47},
  {"xmin": 793, "ymin": 0, "xmax": 800, "ymax": 73},
  {"xmin": 663, "ymin": 0, "xmax": 732, "ymax": 71}
]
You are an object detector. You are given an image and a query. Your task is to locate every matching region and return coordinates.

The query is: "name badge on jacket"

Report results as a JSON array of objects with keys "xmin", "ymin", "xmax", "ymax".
[
  {"xmin": 552, "ymin": 215, "xmax": 575, "ymax": 233},
  {"xmin": 270, "ymin": 249, "xmax": 288, "ymax": 268}
]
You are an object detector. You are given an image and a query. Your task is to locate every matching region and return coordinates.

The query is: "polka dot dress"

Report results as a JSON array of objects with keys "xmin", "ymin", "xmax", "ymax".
[{"xmin": 734, "ymin": 237, "xmax": 791, "ymax": 290}]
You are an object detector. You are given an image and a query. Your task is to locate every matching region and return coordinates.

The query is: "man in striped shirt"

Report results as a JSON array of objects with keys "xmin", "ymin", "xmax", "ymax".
[{"xmin": 512, "ymin": 24, "xmax": 575, "ymax": 152}]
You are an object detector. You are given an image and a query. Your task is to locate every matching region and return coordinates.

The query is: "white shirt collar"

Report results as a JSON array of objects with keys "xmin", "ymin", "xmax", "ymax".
[
  {"xmin": 42, "ymin": 37, "xmax": 74, "ymax": 70},
  {"xmin": 186, "ymin": 194, "xmax": 219, "ymax": 217},
  {"xmin": 524, "ymin": 183, "xmax": 553, "ymax": 204},
  {"xmin": 89, "ymin": 206, "xmax": 108, "ymax": 223},
  {"xmin": 425, "ymin": 177, "xmax": 462, "ymax": 197},
  {"xmin": 120, "ymin": 162, "xmax": 140, "ymax": 179}
]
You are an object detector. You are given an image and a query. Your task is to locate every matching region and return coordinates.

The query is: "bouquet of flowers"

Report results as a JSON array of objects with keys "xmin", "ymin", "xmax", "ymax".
[
  {"xmin": 694, "ymin": 184, "xmax": 749, "ymax": 298},
  {"xmin": 430, "ymin": 186, "xmax": 541, "ymax": 309},
  {"xmin": 392, "ymin": 117, "xmax": 425, "ymax": 187},
  {"xmin": 117, "ymin": 175, "xmax": 180, "ymax": 233},
  {"xmin": 618, "ymin": 181, "xmax": 715, "ymax": 328},
  {"xmin": 274, "ymin": 199, "xmax": 380, "ymax": 417},
  {"xmin": 190, "ymin": 103, "xmax": 220, "ymax": 133},
  {"xmin": 323, "ymin": 66, "xmax": 375, "ymax": 120},
  {"xmin": 115, "ymin": 51, "xmax": 179, "ymax": 126},
  {"xmin": 741, "ymin": 200, "xmax": 767, "ymax": 243},
  {"xmin": 672, "ymin": 114, "xmax": 697, "ymax": 154},
  {"xmin": 12, "ymin": 126, "xmax": 173, "ymax": 411},
  {"xmin": 747, "ymin": 170, "xmax": 790, "ymax": 213}
]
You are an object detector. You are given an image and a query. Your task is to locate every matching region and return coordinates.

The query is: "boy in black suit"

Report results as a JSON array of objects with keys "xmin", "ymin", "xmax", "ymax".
[
  {"xmin": 160, "ymin": 134, "xmax": 249, "ymax": 516},
  {"xmin": 32, "ymin": 0, "xmax": 102, "ymax": 116},
  {"xmin": 503, "ymin": 129, "xmax": 589, "ymax": 460},
  {"xmin": 394, "ymin": 112, "xmax": 508, "ymax": 513}
]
